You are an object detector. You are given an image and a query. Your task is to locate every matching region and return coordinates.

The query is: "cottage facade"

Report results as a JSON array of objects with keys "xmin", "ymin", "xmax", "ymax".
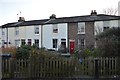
[{"xmin": 1, "ymin": 12, "xmax": 120, "ymax": 53}]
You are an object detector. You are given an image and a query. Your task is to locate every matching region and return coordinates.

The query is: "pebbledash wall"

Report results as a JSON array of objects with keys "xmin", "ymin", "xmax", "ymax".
[{"xmin": 0, "ymin": 11, "xmax": 120, "ymax": 52}]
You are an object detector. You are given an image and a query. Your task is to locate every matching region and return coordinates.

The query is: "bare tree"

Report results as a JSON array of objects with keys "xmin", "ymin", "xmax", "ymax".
[{"xmin": 103, "ymin": 7, "xmax": 118, "ymax": 15}]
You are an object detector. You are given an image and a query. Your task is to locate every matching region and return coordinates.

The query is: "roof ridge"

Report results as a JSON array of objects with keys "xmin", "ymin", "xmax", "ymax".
[{"xmin": 1, "ymin": 14, "xmax": 120, "ymax": 28}]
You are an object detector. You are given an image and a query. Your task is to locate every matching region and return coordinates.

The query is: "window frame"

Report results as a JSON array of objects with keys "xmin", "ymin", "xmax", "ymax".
[
  {"xmin": 53, "ymin": 39, "xmax": 58, "ymax": 48},
  {"xmin": 78, "ymin": 39, "xmax": 85, "ymax": 49},
  {"xmin": 34, "ymin": 26, "xmax": 39, "ymax": 34},
  {"xmin": 78, "ymin": 22, "xmax": 85, "ymax": 34},
  {"xmin": 53, "ymin": 24, "xmax": 58, "ymax": 33},
  {"xmin": 21, "ymin": 39, "xmax": 26, "ymax": 45},
  {"xmin": 34, "ymin": 39, "xmax": 39, "ymax": 47}
]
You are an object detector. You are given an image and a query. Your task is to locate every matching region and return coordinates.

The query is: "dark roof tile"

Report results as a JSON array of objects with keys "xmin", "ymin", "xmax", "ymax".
[{"xmin": 1, "ymin": 14, "xmax": 120, "ymax": 28}]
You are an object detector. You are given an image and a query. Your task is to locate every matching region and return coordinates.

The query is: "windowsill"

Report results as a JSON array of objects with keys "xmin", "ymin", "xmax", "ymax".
[
  {"xmin": 77, "ymin": 32, "xmax": 85, "ymax": 34},
  {"xmin": 34, "ymin": 34, "xmax": 40, "ymax": 35},
  {"xmin": 53, "ymin": 32, "xmax": 58, "ymax": 34}
]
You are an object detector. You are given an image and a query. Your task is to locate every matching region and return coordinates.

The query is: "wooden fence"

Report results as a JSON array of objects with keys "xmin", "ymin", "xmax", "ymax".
[
  {"xmin": 2, "ymin": 57, "xmax": 120, "ymax": 79},
  {"xmin": 2, "ymin": 57, "xmax": 75, "ymax": 79}
]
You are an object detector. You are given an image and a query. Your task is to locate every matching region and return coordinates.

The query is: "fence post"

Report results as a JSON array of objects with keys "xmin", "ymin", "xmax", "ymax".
[
  {"xmin": 117, "ymin": 57, "xmax": 120, "ymax": 77},
  {"xmin": 28, "ymin": 57, "xmax": 32, "ymax": 80},
  {"xmin": 94, "ymin": 58, "xmax": 99, "ymax": 78},
  {"xmin": 0, "ymin": 54, "xmax": 2, "ymax": 80},
  {"xmin": 10, "ymin": 58, "xmax": 14, "ymax": 79}
]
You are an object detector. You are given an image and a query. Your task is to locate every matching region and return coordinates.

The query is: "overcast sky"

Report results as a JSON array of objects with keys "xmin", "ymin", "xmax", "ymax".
[{"xmin": 0, "ymin": 0, "xmax": 120, "ymax": 25}]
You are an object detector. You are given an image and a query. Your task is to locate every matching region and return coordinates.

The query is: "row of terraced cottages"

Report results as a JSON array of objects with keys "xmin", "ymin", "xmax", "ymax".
[{"xmin": 0, "ymin": 11, "xmax": 120, "ymax": 53}]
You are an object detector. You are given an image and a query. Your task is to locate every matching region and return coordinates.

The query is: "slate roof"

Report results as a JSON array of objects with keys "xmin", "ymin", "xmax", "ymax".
[
  {"xmin": 1, "ymin": 14, "xmax": 120, "ymax": 28},
  {"xmin": 2, "ymin": 19, "xmax": 48, "ymax": 28}
]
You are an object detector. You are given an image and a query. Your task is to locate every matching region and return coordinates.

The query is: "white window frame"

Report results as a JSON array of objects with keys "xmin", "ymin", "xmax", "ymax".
[
  {"xmin": 34, "ymin": 26, "xmax": 39, "ymax": 34},
  {"xmin": 78, "ymin": 39, "xmax": 85, "ymax": 49},
  {"xmin": 78, "ymin": 22, "xmax": 85, "ymax": 34},
  {"xmin": 53, "ymin": 39, "xmax": 58, "ymax": 48},
  {"xmin": 21, "ymin": 39, "xmax": 26, "ymax": 45},
  {"xmin": 34, "ymin": 39, "xmax": 39, "ymax": 47},
  {"xmin": 53, "ymin": 24, "xmax": 58, "ymax": 33}
]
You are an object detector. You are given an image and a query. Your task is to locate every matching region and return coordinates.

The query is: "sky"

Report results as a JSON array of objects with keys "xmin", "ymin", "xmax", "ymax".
[{"xmin": 0, "ymin": 0, "xmax": 120, "ymax": 25}]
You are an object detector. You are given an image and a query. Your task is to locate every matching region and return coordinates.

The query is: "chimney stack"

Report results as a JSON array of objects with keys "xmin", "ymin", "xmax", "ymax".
[
  {"xmin": 18, "ymin": 17, "xmax": 25, "ymax": 22},
  {"xmin": 49, "ymin": 14, "xmax": 56, "ymax": 19},
  {"xmin": 91, "ymin": 10, "xmax": 97, "ymax": 16}
]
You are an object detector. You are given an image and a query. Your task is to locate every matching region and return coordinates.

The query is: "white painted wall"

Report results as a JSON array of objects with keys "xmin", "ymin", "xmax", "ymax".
[
  {"xmin": 6, "ymin": 25, "xmax": 42, "ymax": 48},
  {"xmin": 2, "ymin": 28, "xmax": 7, "ymax": 42},
  {"xmin": 57, "ymin": 23, "xmax": 68, "ymax": 48},
  {"xmin": 1, "ymin": 28, "xmax": 7, "ymax": 47},
  {"xmin": 94, "ymin": 20, "xmax": 119, "ymax": 35},
  {"xmin": 94, "ymin": 21, "xmax": 103, "ymax": 35},
  {"xmin": 43, "ymin": 23, "xmax": 68, "ymax": 50},
  {"xmin": 110, "ymin": 20, "xmax": 118, "ymax": 27},
  {"xmin": 19, "ymin": 26, "xmax": 26, "ymax": 38},
  {"xmin": 43, "ymin": 24, "xmax": 52, "ymax": 49},
  {"xmin": 23, "ymin": 25, "xmax": 41, "ymax": 47},
  {"xmin": 8, "ymin": 27, "xmax": 15, "ymax": 47}
]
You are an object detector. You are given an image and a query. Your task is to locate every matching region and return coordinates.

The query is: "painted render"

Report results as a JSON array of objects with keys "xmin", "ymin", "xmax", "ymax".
[{"xmin": 43, "ymin": 23, "xmax": 68, "ymax": 50}]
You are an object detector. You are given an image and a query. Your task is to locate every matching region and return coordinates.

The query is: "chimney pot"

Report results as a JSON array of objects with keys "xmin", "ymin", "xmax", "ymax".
[{"xmin": 91, "ymin": 10, "xmax": 97, "ymax": 16}]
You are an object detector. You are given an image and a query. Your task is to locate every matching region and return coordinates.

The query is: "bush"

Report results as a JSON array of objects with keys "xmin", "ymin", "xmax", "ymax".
[
  {"xmin": 74, "ymin": 48, "xmax": 103, "ymax": 58},
  {"xmin": 96, "ymin": 27, "xmax": 120, "ymax": 57},
  {"xmin": 16, "ymin": 45, "xmax": 32, "ymax": 59},
  {"xmin": 15, "ymin": 45, "xmax": 61, "ymax": 59}
]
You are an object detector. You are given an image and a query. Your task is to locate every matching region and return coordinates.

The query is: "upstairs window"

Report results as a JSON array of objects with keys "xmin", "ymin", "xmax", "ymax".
[
  {"xmin": 2, "ymin": 29, "xmax": 5, "ymax": 35},
  {"xmin": 15, "ymin": 27, "xmax": 19, "ymax": 36},
  {"xmin": 34, "ymin": 26, "xmax": 39, "ymax": 34},
  {"xmin": 53, "ymin": 24, "xmax": 58, "ymax": 33},
  {"xmin": 53, "ymin": 39, "xmax": 58, "ymax": 48},
  {"xmin": 78, "ymin": 22, "xmax": 85, "ymax": 34}
]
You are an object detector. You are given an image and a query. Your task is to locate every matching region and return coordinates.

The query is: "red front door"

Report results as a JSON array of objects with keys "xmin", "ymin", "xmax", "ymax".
[{"xmin": 70, "ymin": 40, "xmax": 75, "ymax": 54}]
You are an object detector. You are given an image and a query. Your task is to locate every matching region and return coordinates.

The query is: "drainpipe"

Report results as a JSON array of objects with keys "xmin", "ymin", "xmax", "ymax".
[
  {"xmin": 6, "ymin": 27, "xmax": 8, "ymax": 47},
  {"xmin": 41, "ymin": 25, "xmax": 43, "ymax": 48}
]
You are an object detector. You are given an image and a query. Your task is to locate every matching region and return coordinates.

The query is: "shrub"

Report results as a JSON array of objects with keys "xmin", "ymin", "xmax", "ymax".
[
  {"xmin": 15, "ymin": 45, "xmax": 61, "ymax": 59},
  {"xmin": 96, "ymin": 27, "xmax": 120, "ymax": 57},
  {"xmin": 16, "ymin": 45, "xmax": 32, "ymax": 59}
]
